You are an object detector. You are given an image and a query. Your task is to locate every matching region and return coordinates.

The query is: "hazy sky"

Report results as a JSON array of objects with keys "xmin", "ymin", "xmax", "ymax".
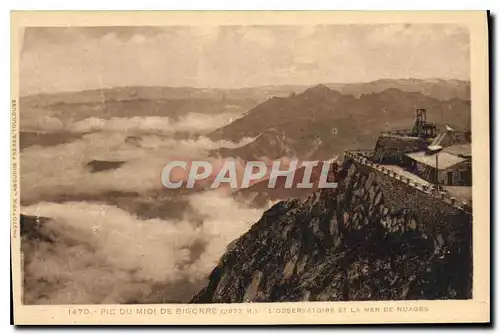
[{"xmin": 20, "ymin": 24, "xmax": 470, "ymax": 95}]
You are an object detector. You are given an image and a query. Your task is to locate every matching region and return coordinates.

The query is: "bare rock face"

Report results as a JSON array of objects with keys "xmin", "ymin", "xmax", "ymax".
[{"xmin": 191, "ymin": 161, "xmax": 472, "ymax": 303}]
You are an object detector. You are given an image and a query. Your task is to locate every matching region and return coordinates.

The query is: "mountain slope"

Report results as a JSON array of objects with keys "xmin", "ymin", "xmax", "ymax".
[{"xmin": 192, "ymin": 160, "xmax": 472, "ymax": 303}]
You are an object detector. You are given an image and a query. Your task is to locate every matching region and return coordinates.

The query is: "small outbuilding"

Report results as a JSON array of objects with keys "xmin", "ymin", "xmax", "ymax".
[{"xmin": 404, "ymin": 144, "xmax": 472, "ymax": 186}]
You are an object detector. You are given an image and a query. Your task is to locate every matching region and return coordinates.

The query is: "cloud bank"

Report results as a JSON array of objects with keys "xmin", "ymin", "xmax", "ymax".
[
  {"xmin": 20, "ymin": 131, "xmax": 255, "ymax": 204},
  {"xmin": 22, "ymin": 191, "xmax": 270, "ymax": 304},
  {"xmin": 67, "ymin": 113, "xmax": 238, "ymax": 135}
]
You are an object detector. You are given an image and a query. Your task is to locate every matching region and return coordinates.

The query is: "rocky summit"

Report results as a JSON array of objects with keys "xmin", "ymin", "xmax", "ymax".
[{"xmin": 192, "ymin": 160, "xmax": 472, "ymax": 303}]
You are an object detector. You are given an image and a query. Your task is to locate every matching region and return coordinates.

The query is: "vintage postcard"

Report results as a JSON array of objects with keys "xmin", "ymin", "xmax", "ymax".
[{"xmin": 10, "ymin": 10, "xmax": 490, "ymax": 325}]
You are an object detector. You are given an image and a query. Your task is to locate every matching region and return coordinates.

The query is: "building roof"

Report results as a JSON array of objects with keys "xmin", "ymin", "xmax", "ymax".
[
  {"xmin": 443, "ymin": 143, "xmax": 472, "ymax": 157},
  {"xmin": 405, "ymin": 151, "xmax": 467, "ymax": 170}
]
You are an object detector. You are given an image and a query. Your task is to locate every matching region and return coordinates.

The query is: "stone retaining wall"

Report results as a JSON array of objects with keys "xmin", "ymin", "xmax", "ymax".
[{"xmin": 344, "ymin": 150, "xmax": 472, "ymax": 213}]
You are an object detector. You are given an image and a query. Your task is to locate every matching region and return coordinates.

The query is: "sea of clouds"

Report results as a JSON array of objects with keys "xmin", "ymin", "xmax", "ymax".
[
  {"xmin": 22, "ymin": 192, "xmax": 266, "ymax": 304},
  {"xmin": 20, "ymin": 110, "xmax": 273, "ymax": 304}
]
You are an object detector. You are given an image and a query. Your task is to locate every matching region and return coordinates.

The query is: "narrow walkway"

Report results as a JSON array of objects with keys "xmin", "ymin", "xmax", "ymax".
[{"xmin": 382, "ymin": 165, "xmax": 433, "ymax": 188}]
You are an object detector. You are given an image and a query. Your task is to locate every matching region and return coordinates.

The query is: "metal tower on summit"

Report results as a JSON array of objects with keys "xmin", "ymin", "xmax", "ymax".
[{"xmin": 412, "ymin": 108, "xmax": 437, "ymax": 138}]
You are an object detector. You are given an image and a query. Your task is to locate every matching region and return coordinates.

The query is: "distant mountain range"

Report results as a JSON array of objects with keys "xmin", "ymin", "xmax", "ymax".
[
  {"xmin": 20, "ymin": 78, "xmax": 469, "ymax": 120},
  {"xmin": 20, "ymin": 93, "xmax": 258, "ymax": 124},
  {"xmin": 19, "ymin": 79, "xmax": 470, "ymax": 157},
  {"xmin": 209, "ymin": 84, "xmax": 471, "ymax": 161},
  {"xmin": 325, "ymin": 78, "xmax": 470, "ymax": 101},
  {"xmin": 21, "ymin": 78, "xmax": 469, "ymax": 105}
]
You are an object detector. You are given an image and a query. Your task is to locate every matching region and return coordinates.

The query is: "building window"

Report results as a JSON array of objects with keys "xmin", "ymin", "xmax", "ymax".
[
  {"xmin": 459, "ymin": 169, "xmax": 471, "ymax": 185},
  {"xmin": 447, "ymin": 171, "xmax": 454, "ymax": 185}
]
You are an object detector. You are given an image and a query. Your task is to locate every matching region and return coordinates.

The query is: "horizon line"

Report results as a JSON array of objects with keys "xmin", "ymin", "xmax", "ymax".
[{"xmin": 19, "ymin": 76, "xmax": 470, "ymax": 98}]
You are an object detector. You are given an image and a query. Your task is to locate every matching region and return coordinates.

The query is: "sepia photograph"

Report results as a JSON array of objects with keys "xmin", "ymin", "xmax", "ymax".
[{"xmin": 10, "ymin": 10, "xmax": 490, "ymax": 325}]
